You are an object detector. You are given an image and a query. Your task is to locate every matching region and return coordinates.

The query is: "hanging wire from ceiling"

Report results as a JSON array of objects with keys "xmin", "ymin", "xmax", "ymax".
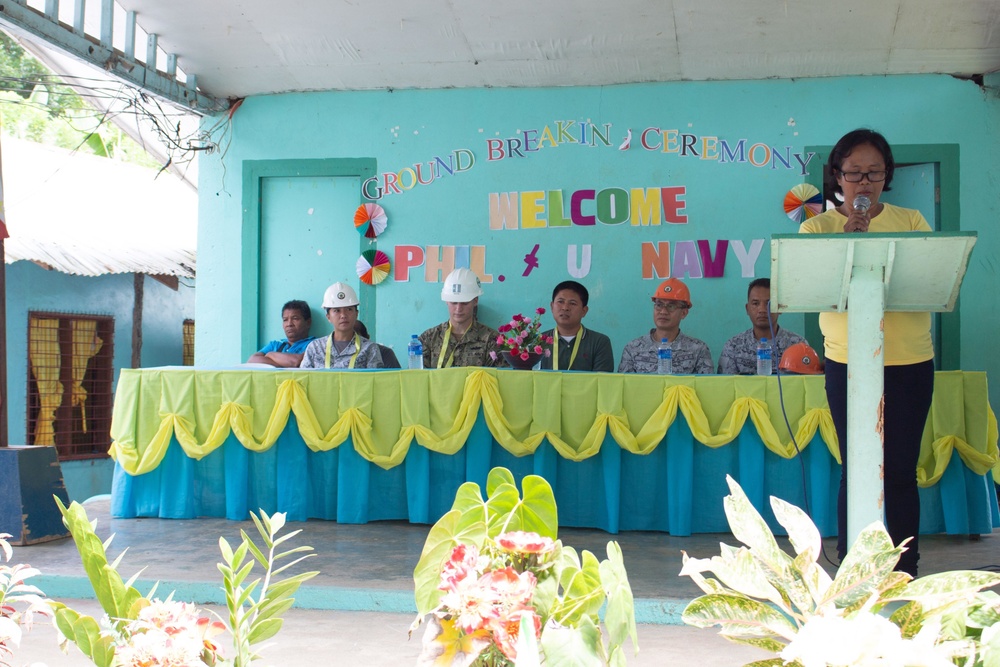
[{"xmin": 0, "ymin": 71, "xmax": 235, "ymax": 174}]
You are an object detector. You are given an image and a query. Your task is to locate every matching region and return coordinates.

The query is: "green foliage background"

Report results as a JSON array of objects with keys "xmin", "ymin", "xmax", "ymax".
[{"xmin": 0, "ymin": 31, "xmax": 158, "ymax": 168}]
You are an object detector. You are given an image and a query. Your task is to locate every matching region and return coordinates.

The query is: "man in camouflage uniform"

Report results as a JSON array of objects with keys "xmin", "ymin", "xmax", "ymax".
[
  {"xmin": 618, "ymin": 278, "xmax": 713, "ymax": 374},
  {"xmin": 419, "ymin": 268, "xmax": 503, "ymax": 368},
  {"xmin": 717, "ymin": 277, "xmax": 804, "ymax": 375}
]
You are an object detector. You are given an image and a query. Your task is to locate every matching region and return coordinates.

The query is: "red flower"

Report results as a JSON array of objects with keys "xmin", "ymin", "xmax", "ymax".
[
  {"xmin": 512, "ymin": 314, "xmax": 524, "ymax": 322},
  {"xmin": 535, "ymin": 307, "xmax": 546, "ymax": 315},
  {"xmin": 496, "ymin": 531, "xmax": 555, "ymax": 555}
]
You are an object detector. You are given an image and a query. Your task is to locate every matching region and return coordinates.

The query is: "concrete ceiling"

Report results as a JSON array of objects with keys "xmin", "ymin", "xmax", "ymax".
[{"xmin": 114, "ymin": 0, "xmax": 1000, "ymax": 99}]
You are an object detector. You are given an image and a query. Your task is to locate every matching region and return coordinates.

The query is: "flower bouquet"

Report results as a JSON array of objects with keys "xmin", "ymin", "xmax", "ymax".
[
  {"xmin": 490, "ymin": 308, "xmax": 554, "ymax": 369},
  {"xmin": 412, "ymin": 467, "xmax": 637, "ymax": 666}
]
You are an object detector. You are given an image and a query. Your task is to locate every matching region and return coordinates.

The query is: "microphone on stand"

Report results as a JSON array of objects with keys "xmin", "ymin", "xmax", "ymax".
[{"xmin": 852, "ymin": 195, "xmax": 871, "ymax": 232}]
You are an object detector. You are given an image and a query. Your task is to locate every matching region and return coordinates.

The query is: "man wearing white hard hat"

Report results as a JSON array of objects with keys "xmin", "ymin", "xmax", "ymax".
[
  {"xmin": 300, "ymin": 282, "xmax": 383, "ymax": 369},
  {"xmin": 418, "ymin": 268, "xmax": 502, "ymax": 368}
]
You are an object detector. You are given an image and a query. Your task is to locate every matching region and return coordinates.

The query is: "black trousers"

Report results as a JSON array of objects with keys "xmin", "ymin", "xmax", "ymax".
[{"xmin": 825, "ymin": 359, "xmax": 934, "ymax": 576}]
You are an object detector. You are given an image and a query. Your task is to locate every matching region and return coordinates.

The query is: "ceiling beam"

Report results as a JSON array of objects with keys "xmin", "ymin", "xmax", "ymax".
[{"xmin": 0, "ymin": 0, "xmax": 218, "ymax": 115}]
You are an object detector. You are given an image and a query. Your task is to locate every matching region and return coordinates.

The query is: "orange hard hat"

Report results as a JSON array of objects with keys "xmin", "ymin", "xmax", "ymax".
[
  {"xmin": 650, "ymin": 278, "xmax": 692, "ymax": 308},
  {"xmin": 779, "ymin": 342, "xmax": 823, "ymax": 375}
]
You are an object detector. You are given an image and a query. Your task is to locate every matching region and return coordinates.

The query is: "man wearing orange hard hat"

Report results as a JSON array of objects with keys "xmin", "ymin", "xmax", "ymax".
[
  {"xmin": 778, "ymin": 341, "xmax": 824, "ymax": 375},
  {"xmin": 618, "ymin": 278, "xmax": 713, "ymax": 374}
]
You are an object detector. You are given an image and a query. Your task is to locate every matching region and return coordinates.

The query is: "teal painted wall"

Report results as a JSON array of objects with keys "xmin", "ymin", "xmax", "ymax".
[
  {"xmin": 4, "ymin": 262, "xmax": 195, "ymax": 499},
  {"xmin": 197, "ymin": 74, "xmax": 1000, "ymax": 405}
]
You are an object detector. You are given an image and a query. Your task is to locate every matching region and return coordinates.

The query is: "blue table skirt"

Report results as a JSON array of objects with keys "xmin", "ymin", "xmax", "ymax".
[{"xmin": 112, "ymin": 412, "xmax": 1000, "ymax": 537}]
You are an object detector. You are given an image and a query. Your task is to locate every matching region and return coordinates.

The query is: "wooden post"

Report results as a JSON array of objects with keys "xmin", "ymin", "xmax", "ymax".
[{"xmin": 132, "ymin": 273, "xmax": 143, "ymax": 368}]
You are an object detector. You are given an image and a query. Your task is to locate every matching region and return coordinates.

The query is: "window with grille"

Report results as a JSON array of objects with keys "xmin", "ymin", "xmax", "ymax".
[
  {"xmin": 27, "ymin": 313, "xmax": 115, "ymax": 460},
  {"xmin": 183, "ymin": 319, "xmax": 195, "ymax": 366}
]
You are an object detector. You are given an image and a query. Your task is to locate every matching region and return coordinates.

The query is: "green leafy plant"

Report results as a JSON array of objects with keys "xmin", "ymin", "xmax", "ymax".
[
  {"xmin": 217, "ymin": 511, "xmax": 318, "ymax": 665},
  {"xmin": 412, "ymin": 466, "xmax": 638, "ymax": 666},
  {"xmin": 52, "ymin": 498, "xmax": 318, "ymax": 667},
  {"xmin": 680, "ymin": 475, "xmax": 1000, "ymax": 666}
]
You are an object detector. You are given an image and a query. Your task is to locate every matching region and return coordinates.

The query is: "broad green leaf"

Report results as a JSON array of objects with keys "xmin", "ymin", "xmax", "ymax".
[
  {"xmin": 724, "ymin": 634, "xmax": 788, "ymax": 653},
  {"xmin": 53, "ymin": 606, "xmax": 81, "ymax": 642},
  {"xmin": 893, "ymin": 571, "xmax": 1000, "ymax": 605},
  {"xmin": 743, "ymin": 659, "xmax": 789, "ymax": 667},
  {"xmin": 682, "ymin": 594, "xmax": 798, "ymax": 641},
  {"xmin": 790, "ymin": 551, "xmax": 831, "ymax": 612},
  {"xmin": 484, "ymin": 473, "xmax": 557, "ymax": 538},
  {"xmin": 938, "ymin": 606, "xmax": 969, "ymax": 642},
  {"xmin": 532, "ymin": 570, "xmax": 560, "ymax": 621},
  {"xmin": 981, "ymin": 622, "xmax": 1000, "ymax": 667},
  {"xmin": 484, "ymin": 482, "xmax": 523, "ymax": 535},
  {"xmin": 723, "ymin": 477, "xmax": 788, "ymax": 575},
  {"xmin": 450, "ymin": 481, "xmax": 486, "ymax": 516},
  {"xmin": 552, "ymin": 550, "xmax": 604, "ymax": 626},
  {"xmin": 514, "ymin": 475, "xmax": 558, "ymax": 539},
  {"xmin": 822, "ymin": 522, "xmax": 901, "ymax": 608},
  {"xmin": 681, "ymin": 548, "xmax": 788, "ymax": 613},
  {"xmin": 678, "ymin": 551, "xmax": 732, "ymax": 597},
  {"xmin": 599, "ymin": 542, "xmax": 638, "ymax": 652},
  {"xmin": 770, "ymin": 496, "xmax": 820, "ymax": 563},
  {"xmin": 412, "ymin": 509, "xmax": 488, "ymax": 616},
  {"xmin": 486, "ymin": 467, "xmax": 516, "ymax": 496},
  {"xmin": 889, "ymin": 600, "xmax": 924, "ymax": 637},
  {"xmin": 246, "ymin": 616, "xmax": 283, "ymax": 644},
  {"xmin": 218, "ymin": 536, "xmax": 234, "ymax": 561},
  {"xmin": 540, "ymin": 616, "xmax": 604, "ymax": 667}
]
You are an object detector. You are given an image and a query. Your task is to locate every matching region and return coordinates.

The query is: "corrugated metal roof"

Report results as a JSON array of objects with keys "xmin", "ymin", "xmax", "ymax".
[
  {"xmin": 1, "ymin": 137, "xmax": 197, "ymax": 278},
  {"xmin": 4, "ymin": 236, "xmax": 195, "ymax": 277}
]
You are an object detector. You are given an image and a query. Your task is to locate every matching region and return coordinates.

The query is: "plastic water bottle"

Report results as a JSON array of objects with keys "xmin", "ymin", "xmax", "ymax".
[
  {"xmin": 408, "ymin": 334, "xmax": 424, "ymax": 370},
  {"xmin": 756, "ymin": 337, "xmax": 772, "ymax": 376},
  {"xmin": 657, "ymin": 338, "xmax": 672, "ymax": 375}
]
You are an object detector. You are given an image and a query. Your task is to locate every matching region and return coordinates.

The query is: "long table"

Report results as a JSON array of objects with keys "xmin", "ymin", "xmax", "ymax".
[{"xmin": 110, "ymin": 368, "xmax": 1000, "ymax": 537}]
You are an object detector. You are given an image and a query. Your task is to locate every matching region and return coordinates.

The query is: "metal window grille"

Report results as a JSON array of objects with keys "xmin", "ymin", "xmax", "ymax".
[
  {"xmin": 183, "ymin": 319, "xmax": 195, "ymax": 366},
  {"xmin": 26, "ymin": 313, "xmax": 115, "ymax": 460}
]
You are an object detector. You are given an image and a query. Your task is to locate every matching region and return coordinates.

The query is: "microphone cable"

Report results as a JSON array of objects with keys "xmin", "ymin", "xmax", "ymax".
[{"xmin": 767, "ymin": 301, "xmax": 841, "ymax": 570}]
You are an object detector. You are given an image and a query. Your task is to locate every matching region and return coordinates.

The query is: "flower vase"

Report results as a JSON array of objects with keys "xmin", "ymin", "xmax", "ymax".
[{"xmin": 502, "ymin": 351, "xmax": 542, "ymax": 370}]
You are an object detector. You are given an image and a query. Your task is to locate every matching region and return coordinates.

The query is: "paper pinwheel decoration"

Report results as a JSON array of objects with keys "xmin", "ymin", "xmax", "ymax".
[
  {"xmin": 356, "ymin": 249, "xmax": 391, "ymax": 285},
  {"xmin": 354, "ymin": 203, "xmax": 388, "ymax": 239},
  {"xmin": 783, "ymin": 183, "xmax": 824, "ymax": 223}
]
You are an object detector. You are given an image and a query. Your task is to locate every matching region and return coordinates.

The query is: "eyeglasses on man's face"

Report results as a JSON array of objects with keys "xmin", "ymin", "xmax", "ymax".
[
  {"xmin": 653, "ymin": 300, "xmax": 686, "ymax": 312},
  {"xmin": 839, "ymin": 170, "xmax": 887, "ymax": 183}
]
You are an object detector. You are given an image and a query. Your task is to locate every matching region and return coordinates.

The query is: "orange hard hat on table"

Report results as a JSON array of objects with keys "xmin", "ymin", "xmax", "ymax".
[
  {"xmin": 779, "ymin": 342, "xmax": 823, "ymax": 374},
  {"xmin": 650, "ymin": 278, "xmax": 692, "ymax": 308}
]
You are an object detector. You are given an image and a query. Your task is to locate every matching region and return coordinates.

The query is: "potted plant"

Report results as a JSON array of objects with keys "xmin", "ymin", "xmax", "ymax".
[
  {"xmin": 680, "ymin": 475, "xmax": 1000, "ymax": 666},
  {"xmin": 412, "ymin": 466, "xmax": 638, "ymax": 665}
]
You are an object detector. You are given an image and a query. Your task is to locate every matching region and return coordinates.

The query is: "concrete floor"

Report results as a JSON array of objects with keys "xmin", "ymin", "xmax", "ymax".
[{"xmin": 8, "ymin": 497, "xmax": 1000, "ymax": 665}]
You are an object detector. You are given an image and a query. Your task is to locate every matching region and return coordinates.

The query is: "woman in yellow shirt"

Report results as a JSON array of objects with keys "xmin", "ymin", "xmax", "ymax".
[{"xmin": 800, "ymin": 128, "xmax": 933, "ymax": 577}]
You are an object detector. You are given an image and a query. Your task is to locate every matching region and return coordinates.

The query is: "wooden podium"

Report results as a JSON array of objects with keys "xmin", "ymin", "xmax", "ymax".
[{"xmin": 770, "ymin": 231, "xmax": 977, "ymax": 548}]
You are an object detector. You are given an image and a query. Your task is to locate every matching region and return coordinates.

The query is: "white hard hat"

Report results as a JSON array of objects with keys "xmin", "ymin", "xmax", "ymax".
[
  {"xmin": 322, "ymin": 282, "xmax": 360, "ymax": 308},
  {"xmin": 440, "ymin": 268, "xmax": 483, "ymax": 303}
]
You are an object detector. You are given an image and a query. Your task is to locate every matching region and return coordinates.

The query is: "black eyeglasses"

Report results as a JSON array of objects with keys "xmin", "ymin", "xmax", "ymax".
[{"xmin": 839, "ymin": 170, "xmax": 887, "ymax": 183}]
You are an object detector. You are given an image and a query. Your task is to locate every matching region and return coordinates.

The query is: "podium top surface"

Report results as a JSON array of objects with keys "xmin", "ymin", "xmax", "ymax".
[{"xmin": 770, "ymin": 232, "xmax": 977, "ymax": 313}]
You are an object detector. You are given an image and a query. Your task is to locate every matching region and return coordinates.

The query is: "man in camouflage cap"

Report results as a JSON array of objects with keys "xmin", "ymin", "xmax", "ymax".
[{"xmin": 419, "ymin": 268, "xmax": 503, "ymax": 368}]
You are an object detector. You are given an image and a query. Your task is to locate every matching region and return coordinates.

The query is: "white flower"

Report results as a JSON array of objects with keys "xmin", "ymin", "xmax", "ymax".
[{"xmin": 780, "ymin": 608, "xmax": 954, "ymax": 667}]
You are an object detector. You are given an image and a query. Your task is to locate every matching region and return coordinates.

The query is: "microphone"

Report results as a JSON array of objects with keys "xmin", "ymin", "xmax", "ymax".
[
  {"xmin": 852, "ymin": 195, "xmax": 871, "ymax": 232},
  {"xmin": 853, "ymin": 195, "xmax": 871, "ymax": 214}
]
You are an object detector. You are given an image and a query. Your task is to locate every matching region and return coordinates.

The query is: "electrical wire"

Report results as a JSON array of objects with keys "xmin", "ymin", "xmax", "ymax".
[
  {"xmin": 766, "ymin": 301, "xmax": 842, "ymax": 570},
  {"xmin": 0, "ymin": 70, "xmax": 233, "ymax": 172}
]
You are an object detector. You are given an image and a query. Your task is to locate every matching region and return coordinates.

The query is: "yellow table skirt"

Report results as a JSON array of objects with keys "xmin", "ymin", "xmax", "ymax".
[{"xmin": 110, "ymin": 368, "xmax": 999, "ymax": 489}]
